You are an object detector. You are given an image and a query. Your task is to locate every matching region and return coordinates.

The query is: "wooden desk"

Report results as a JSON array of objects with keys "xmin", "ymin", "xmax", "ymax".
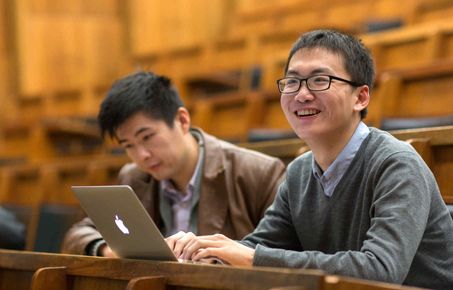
[
  {"xmin": 0, "ymin": 249, "xmax": 324, "ymax": 290},
  {"xmin": 0, "ymin": 250, "xmax": 425, "ymax": 290}
]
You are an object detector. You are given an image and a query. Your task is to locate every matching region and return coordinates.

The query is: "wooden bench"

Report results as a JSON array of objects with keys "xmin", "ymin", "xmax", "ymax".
[
  {"xmin": 392, "ymin": 126, "xmax": 453, "ymax": 203},
  {"xmin": 361, "ymin": 19, "xmax": 453, "ymax": 73},
  {"xmin": 0, "ymin": 249, "xmax": 324, "ymax": 290},
  {"xmin": 366, "ymin": 60, "xmax": 453, "ymax": 129},
  {"xmin": 0, "ymin": 155, "xmax": 128, "ymax": 206},
  {"xmin": 0, "ymin": 163, "xmax": 44, "ymax": 250},
  {"xmin": 0, "ymin": 154, "xmax": 128, "ymax": 251},
  {"xmin": 0, "ymin": 249, "xmax": 425, "ymax": 290},
  {"xmin": 191, "ymin": 91, "xmax": 271, "ymax": 142},
  {"xmin": 405, "ymin": 0, "xmax": 453, "ymax": 26},
  {"xmin": 228, "ymin": 0, "xmax": 444, "ymax": 40}
]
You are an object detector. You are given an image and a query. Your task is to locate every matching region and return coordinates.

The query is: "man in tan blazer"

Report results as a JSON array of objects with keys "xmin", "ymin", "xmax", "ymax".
[{"xmin": 61, "ymin": 71, "xmax": 285, "ymax": 257}]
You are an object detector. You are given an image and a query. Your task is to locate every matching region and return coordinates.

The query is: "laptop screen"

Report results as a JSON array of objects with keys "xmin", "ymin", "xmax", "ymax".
[{"xmin": 72, "ymin": 185, "xmax": 178, "ymax": 261}]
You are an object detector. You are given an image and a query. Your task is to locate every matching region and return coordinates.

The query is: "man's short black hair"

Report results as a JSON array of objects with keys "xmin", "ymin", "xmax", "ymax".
[
  {"xmin": 98, "ymin": 71, "xmax": 184, "ymax": 139},
  {"xmin": 285, "ymin": 29, "xmax": 375, "ymax": 119}
]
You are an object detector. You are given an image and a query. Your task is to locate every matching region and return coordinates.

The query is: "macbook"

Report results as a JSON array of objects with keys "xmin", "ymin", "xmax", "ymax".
[{"xmin": 72, "ymin": 185, "xmax": 178, "ymax": 261}]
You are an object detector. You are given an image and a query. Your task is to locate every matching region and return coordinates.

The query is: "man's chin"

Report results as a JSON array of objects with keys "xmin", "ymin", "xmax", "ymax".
[
  {"xmin": 142, "ymin": 166, "xmax": 165, "ymax": 179},
  {"xmin": 294, "ymin": 126, "xmax": 323, "ymax": 141},
  {"xmin": 148, "ymin": 171, "xmax": 171, "ymax": 181}
]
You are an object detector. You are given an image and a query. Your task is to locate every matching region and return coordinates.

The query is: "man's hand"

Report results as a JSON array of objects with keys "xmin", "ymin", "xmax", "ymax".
[
  {"xmin": 99, "ymin": 244, "xmax": 117, "ymax": 258},
  {"xmin": 165, "ymin": 231, "xmax": 197, "ymax": 258},
  {"xmin": 165, "ymin": 232, "xmax": 255, "ymax": 266}
]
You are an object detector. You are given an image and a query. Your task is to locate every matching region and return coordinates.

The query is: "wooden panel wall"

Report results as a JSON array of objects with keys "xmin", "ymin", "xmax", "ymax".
[
  {"xmin": 128, "ymin": 0, "xmax": 233, "ymax": 57},
  {"xmin": 0, "ymin": 0, "xmax": 7, "ymax": 153},
  {"xmin": 14, "ymin": 0, "xmax": 127, "ymax": 121},
  {"xmin": 0, "ymin": 0, "xmax": 16, "ymax": 152}
]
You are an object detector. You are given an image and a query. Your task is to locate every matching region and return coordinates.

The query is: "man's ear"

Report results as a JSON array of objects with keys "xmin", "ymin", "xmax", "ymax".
[
  {"xmin": 353, "ymin": 85, "xmax": 370, "ymax": 113},
  {"xmin": 174, "ymin": 107, "xmax": 191, "ymax": 133}
]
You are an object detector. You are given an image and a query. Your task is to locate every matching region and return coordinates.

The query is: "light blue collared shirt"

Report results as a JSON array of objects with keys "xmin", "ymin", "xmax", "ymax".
[
  {"xmin": 159, "ymin": 130, "xmax": 205, "ymax": 236},
  {"xmin": 312, "ymin": 122, "xmax": 370, "ymax": 197}
]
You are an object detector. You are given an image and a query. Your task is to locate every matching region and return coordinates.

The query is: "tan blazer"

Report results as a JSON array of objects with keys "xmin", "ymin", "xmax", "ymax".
[{"xmin": 61, "ymin": 129, "xmax": 286, "ymax": 255}]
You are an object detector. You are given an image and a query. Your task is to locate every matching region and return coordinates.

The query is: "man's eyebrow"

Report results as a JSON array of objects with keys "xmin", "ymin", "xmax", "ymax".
[
  {"xmin": 286, "ymin": 69, "xmax": 302, "ymax": 76},
  {"xmin": 286, "ymin": 68, "xmax": 332, "ymax": 77},
  {"xmin": 311, "ymin": 68, "xmax": 332, "ymax": 74},
  {"xmin": 134, "ymin": 127, "xmax": 151, "ymax": 137}
]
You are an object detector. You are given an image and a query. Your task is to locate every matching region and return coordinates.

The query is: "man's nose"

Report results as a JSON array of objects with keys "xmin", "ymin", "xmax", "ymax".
[
  {"xmin": 136, "ymin": 145, "xmax": 152, "ymax": 160},
  {"xmin": 294, "ymin": 82, "xmax": 314, "ymax": 102}
]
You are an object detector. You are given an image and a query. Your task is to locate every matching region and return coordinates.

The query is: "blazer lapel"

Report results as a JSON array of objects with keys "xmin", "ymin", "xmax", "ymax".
[
  {"xmin": 130, "ymin": 176, "xmax": 161, "ymax": 227},
  {"xmin": 197, "ymin": 172, "xmax": 228, "ymax": 235},
  {"xmin": 196, "ymin": 129, "xmax": 229, "ymax": 235}
]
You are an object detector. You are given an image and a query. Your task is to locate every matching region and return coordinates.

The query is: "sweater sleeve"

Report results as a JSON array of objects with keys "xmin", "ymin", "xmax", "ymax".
[
  {"xmin": 251, "ymin": 151, "xmax": 434, "ymax": 284},
  {"xmin": 240, "ymin": 179, "xmax": 303, "ymax": 252}
]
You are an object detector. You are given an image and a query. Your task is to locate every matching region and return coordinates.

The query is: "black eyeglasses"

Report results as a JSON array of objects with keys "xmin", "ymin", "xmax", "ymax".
[{"xmin": 276, "ymin": 75, "xmax": 362, "ymax": 94}]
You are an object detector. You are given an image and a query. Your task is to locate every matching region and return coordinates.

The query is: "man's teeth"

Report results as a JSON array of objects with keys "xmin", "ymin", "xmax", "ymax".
[{"xmin": 296, "ymin": 109, "xmax": 319, "ymax": 116}]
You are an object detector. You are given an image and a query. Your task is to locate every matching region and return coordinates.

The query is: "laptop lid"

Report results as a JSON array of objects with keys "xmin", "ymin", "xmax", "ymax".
[{"xmin": 72, "ymin": 185, "xmax": 178, "ymax": 261}]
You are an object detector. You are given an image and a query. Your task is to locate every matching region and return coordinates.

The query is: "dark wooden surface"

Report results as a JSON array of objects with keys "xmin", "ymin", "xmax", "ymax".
[
  {"xmin": 0, "ymin": 250, "xmax": 324, "ymax": 290},
  {"xmin": 0, "ymin": 250, "xmax": 428, "ymax": 290}
]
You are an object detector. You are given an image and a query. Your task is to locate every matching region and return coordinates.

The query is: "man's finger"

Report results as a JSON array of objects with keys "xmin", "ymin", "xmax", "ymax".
[
  {"xmin": 173, "ymin": 232, "xmax": 195, "ymax": 258},
  {"xmin": 165, "ymin": 231, "xmax": 186, "ymax": 250}
]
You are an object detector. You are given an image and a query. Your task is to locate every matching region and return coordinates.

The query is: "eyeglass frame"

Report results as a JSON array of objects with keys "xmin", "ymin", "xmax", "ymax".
[{"xmin": 276, "ymin": 75, "xmax": 363, "ymax": 94}]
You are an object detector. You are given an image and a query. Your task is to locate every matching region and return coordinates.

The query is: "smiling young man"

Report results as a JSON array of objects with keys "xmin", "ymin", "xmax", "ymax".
[
  {"xmin": 61, "ymin": 71, "xmax": 285, "ymax": 257},
  {"xmin": 166, "ymin": 30, "xmax": 453, "ymax": 289}
]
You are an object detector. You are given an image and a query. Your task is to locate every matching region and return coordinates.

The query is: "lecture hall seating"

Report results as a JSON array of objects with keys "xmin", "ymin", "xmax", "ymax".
[
  {"xmin": 366, "ymin": 60, "xmax": 453, "ymax": 129},
  {"xmin": 361, "ymin": 19, "xmax": 453, "ymax": 73},
  {"xmin": 0, "ymin": 155, "xmax": 128, "ymax": 251},
  {"xmin": 1, "ymin": 0, "xmax": 453, "ymax": 262},
  {"xmin": 3, "ymin": 1, "xmax": 453, "ymax": 162}
]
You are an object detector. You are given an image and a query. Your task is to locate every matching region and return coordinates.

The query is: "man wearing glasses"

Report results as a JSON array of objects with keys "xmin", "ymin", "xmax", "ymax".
[{"xmin": 166, "ymin": 29, "xmax": 453, "ymax": 288}]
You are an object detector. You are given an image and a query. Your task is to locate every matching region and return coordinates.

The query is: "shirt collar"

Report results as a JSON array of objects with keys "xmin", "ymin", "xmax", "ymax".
[
  {"xmin": 161, "ymin": 129, "xmax": 204, "ymax": 203},
  {"xmin": 312, "ymin": 122, "xmax": 370, "ymax": 197}
]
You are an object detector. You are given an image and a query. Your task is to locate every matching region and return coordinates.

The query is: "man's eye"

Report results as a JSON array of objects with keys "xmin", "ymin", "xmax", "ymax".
[
  {"xmin": 142, "ymin": 133, "xmax": 154, "ymax": 142},
  {"xmin": 285, "ymin": 79, "xmax": 299, "ymax": 86},
  {"xmin": 312, "ymin": 77, "xmax": 329, "ymax": 84}
]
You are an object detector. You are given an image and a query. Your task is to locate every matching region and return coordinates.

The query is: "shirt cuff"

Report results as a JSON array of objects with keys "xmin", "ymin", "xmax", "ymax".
[
  {"xmin": 253, "ymin": 244, "xmax": 287, "ymax": 267},
  {"xmin": 86, "ymin": 239, "xmax": 106, "ymax": 256}
]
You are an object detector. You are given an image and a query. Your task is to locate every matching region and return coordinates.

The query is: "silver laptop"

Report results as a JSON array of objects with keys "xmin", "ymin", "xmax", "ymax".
[{"xmin": 72, "ymin": 185, "xmax": 178, "ymax": 261}]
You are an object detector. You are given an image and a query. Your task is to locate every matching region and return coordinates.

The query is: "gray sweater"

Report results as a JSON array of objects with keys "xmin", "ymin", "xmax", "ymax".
[{"xmin": 241, "ymin": 128, "xmax": 453, "ymax": 289}]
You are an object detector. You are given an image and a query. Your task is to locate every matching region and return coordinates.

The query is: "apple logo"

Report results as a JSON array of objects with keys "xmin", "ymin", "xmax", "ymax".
[{"xmin": 114, "ymin": 214, "xmax": 130, "ymax": 235}]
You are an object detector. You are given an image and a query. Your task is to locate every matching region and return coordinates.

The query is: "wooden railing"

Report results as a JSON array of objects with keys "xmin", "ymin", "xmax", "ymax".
[{"xmin": 0, "ymin": 249, "xmax": 426, "ymax": 290}]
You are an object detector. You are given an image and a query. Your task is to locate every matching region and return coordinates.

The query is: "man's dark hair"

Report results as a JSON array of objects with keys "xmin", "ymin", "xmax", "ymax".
[
  {"xmin": 98, "ymin": 71, "xmax": 184, "ymax": 139},
  {"xmin": 285, "ymin": 29, "xmax": 375, "ymax": 119}
]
